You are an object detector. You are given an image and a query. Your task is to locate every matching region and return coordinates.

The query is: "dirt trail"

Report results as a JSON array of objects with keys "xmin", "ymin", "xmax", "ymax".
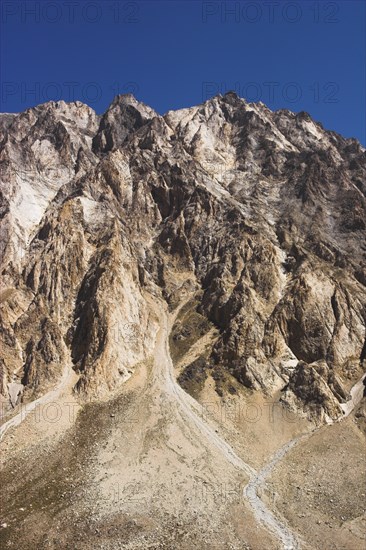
[
  {"xmin": 149, "ymin": 295, "xmax": 301, "ymax": 549},
  {"xmin": 2, "ymin": 291, "xmax": 364, "ymax": 549},
  {"xmin": 244, "ymin": 437, "xmax": 306, "ymax": 550},
  {"xmin": 157, "ymin": 295, "xmax": 365, "ymax": 550},
  {"xmin": 155, "ymin": 298, "xmax": 256, "ymax": 477},
  {"xmin": 245, "ymin": 371, "xmax": 366, "ymax": 550},
  {"xmin": 0, "ymin": 362, "xmax": 75, "ymax": 442},
  {"xmin": 340, "ymin": 373, "xmax": 366, "ymax": 417}
]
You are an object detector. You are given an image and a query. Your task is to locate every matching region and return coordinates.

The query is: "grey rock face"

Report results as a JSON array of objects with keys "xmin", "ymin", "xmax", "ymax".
[
  {"xmin": 7, "ymin": 381, "xmax": 23, "ymax": 408},
  {"xmin": 0, "ymin": 92, "xmax": 365, "ymax": 419},
  {"xmin": 92, "ymin": 94, "xmax": 157, "ymax": 154}
]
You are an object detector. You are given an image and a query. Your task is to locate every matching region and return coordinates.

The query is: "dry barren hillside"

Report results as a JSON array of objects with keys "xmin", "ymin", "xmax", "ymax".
[{"xmin": 0, "ymin": 93, "xmax": 365, "ymax": 549}]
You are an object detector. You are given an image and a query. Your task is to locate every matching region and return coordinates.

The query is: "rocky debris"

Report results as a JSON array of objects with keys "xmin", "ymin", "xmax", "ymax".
[
  {"xmin": 0, "ymin": 91, "xmax": 365, "ymax": 420},
  {"xmin": 177, "ymin": 356, "xmax": 208, "ymax": 398},
  {"xmin": 280, "ymin": 360, "xmax": 346, "ymax": 422},
  {"xmin": 7, "ymin": 380, "xmax": 23, "ymax": 408},
  {"xmin": 354, "ymin": 396, "xmax": 366, "ymax": 434}
]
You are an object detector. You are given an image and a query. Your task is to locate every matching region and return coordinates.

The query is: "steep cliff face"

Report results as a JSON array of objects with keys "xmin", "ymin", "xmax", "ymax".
[{"xmin": 0, "ymin": 92, "xmax": 365, "ymax": 420}]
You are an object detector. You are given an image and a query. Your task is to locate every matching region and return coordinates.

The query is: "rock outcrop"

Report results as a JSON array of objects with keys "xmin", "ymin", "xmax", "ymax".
[{"xmin": 0, "ymin": 92, "xmax": 365, "ymax": 420}]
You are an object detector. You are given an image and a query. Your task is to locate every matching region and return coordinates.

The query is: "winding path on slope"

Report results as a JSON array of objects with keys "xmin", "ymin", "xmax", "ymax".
[
  {"xmin": 157, "ymin": 296, "xmax": 365, "ymax": 550},
  {"xmin": 340, "ymin": 373, "xmax": 366, "ymax": 417},
  {"xmin": 0, "ymin": 363, "xmax": 74, "ymax": 442},
  {"xmin": 156, "ymin": 299, "xmax": 256, "ymax": 478},
  {"xmin": 244, "ymin": 437, "xmax": 306, "ymax": 550},
  {"xmin": 242, "ymin": 369, "xmax": 366, "ymax": 550},
  {"xmin": 152, "ymin": 297, "xmax": 301, "ymax": 550},
  {"xmin": 1, "ymin": 293, "xmax": 364, "ymax": 550}
]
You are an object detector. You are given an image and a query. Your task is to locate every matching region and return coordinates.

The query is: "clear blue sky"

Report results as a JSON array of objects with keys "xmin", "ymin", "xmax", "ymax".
[{"xmin": 1, "ymin": 0, "xmax": 365, "ymax": 143}]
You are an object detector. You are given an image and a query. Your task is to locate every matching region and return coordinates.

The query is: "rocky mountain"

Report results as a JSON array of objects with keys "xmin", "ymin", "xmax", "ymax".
[
  {"xmin": 0, "ymin": 91, "xmax": 365, "ymax": 422},
  {"xmin": 1, "ymin": 92, "xmax": 366, "ymax": 550}
]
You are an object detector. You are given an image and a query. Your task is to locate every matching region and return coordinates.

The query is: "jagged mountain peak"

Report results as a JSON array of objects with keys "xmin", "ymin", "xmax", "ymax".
[
  {"xmin": 17, "ymin": 99, "xmax": 98, "ymax": 129},
  {"xmin": 0, "ymin": 92, "xmax": 365, "ymax": 419},
  {"xmin": 1, "ymin": 91, "xmax": 366, "ymax": 550},
  {"xmin": 92, "ymin": 94, "xmax": 158, "ymax": 154},
  {"xmin": 109, "ymin": 92, "xmax": 156, "ymax": 111}
]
